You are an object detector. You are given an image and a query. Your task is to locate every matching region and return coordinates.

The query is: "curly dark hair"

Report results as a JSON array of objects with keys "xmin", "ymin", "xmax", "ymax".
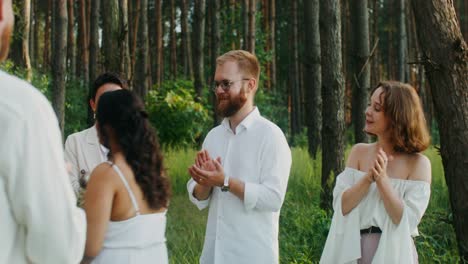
[{"xmin": 96, "ymin": 89, "xmax": 171, "ymax": 209}]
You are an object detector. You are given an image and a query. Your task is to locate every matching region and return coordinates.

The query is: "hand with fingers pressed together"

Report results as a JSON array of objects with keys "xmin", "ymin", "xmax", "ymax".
[
  {"xmin": 188, "ymin": 149, "xmax": 225, "ymax": 188},
  {"xmin": 372, "ymin": 148, "xmax": 394, "ymax": 182}
]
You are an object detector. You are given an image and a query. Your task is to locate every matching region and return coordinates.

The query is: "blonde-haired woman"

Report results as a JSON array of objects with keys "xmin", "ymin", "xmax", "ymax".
[{"xmin": 320, "ymin": 81, "xmax": 431, "ymax": 264}]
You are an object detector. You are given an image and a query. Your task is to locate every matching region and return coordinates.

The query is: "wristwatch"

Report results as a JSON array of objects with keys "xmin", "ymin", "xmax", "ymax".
[{"xmin": 221, "ymin": 175, "xmax": 230, "ymax": 192}]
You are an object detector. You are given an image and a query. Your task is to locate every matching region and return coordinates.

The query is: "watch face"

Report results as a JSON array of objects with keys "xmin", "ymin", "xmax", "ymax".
[{"xmin": 221, "ymin": 185, "xmax": 229, "ymax": 192}]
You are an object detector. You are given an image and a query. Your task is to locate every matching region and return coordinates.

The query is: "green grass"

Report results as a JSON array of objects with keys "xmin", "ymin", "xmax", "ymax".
[{"xmin": 164, "ymin": 146, "xmax": 459, "ymax": 263}]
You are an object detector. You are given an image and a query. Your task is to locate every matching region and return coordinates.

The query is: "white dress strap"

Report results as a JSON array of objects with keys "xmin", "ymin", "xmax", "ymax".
[{"xmin": 108, "ymin": 162, "xmax": 141, "ymax": 216}]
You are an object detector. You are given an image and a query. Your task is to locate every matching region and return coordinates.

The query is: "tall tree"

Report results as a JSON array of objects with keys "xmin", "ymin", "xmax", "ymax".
[
  {"xmin": 269, "ymin": 0, "xmax": 276, "ymax": 91},
  {"xmin": 102, "ymin": 0, "xmax": 120, "ymax": 72},
  {"xmin": 181, "ymin": 0, "xmax": 193, "ymax": 79},
  {"xmin": 242, "ymin": 0, "xmax": 248, "ymax": 50},
  {"xmin": 193, "ymin": 0, "xmax": 206, "ymax": 98},
  {"xmin": 290, "ymin": 0, "xmax": 301, "ymax": 139},
  {"xmin": 153, "ymin": 0, "xmax": 163, "ymax": 88},
  {"xmin": 52, "ymin": 0, "xmax": 68, "ymax": 135},
  {"xmin": 247, "ymin": 0, "xmax": 256, "ymax": 53},
  {"xmin": 22, "ymin": 0, "xmax": 33, "ymax": 81},
  {"xmin": 43, "ymin": 0, "xmax": 52, "ymax": 70},
  {"xmin": 211, "ymin": 0, "xmax": 221, "ymax": 125},
  {"xmin": 411, "ymin": 0, "xmax": 468, "ymax": 260},
  {"xmin": 135, "ymin": 0, "xmax": 149, "ymax": 97},
  {"xmin": 320, "ymin": 0, "xmax": 345, "ymax": 209},
  {"xmin": 66, "ymin": 0, "xmax": 75, "ymax": 77},
  {"xmin": 397, "ymin": 0, "xmax": 407, "ymax": 81},
  {"xmin": 119, "ymin": 0, "xmax": 130, "ymax": 80},
  {"xmin": 77, "ymin": 0, "xmax": 89, "ymax": 84},
  {"xmin": 88, "ymin": 0, "xmax": 100, "ymax": 126},
  {"xmin": 303, "ymin": 0, "xmax": 321, "ymax": 158},
  {"xmin": 350, "ymin": 0, "xmax": 370, "ymax": 143},
  {"xmin": 169, "ymin": 0, "xmax": 177, "ymax": 80}
]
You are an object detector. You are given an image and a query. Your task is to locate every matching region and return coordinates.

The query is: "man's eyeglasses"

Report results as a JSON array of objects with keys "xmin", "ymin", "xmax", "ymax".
[{"xmin": 212, "ymin": 78, "xmax": 251, "ymax": 92}]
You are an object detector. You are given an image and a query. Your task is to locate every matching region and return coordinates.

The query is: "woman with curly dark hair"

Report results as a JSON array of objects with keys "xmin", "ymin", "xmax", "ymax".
[{"xmin": 82, "ymin": 89, "xmax": 171, "ymax": 264}]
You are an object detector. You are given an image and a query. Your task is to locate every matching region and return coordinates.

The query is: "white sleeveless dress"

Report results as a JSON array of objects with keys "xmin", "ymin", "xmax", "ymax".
[{"xmin": 92, "ymin": 163, "xmax": 169, "ymax": 264}]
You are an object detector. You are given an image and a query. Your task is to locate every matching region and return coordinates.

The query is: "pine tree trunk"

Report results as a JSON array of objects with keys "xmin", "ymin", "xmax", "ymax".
[
  {"xmin": 211, "ymin": 0, "xmax": 221, "ymax": 126},
  {"xmin": 181, "ymin": 0, "xmax": 193, "ymax": 79},
  {"xmin": 411, "ymin": 0, "xmax": 468, "ymax": 260},
  {"xmin": 88, "ymin": 0, "xmax": 100, "ymax": 126},
  {"xmin": 397, "ymin": 0, "xmax": 407, "ymax": 82},
  {"xmin": 350, "ymin": 0, "xmax": 370, "ymax": 143},
  {"xmin": 269, "ymin": 0, "xmax": 276, "ymax": 91},
  {"xmin": 303, "ymin": 0, "xmax": 321, "ymax": 158},
  {"xmin": 290, "ymin": 0, "xmax": 301, "ymax": 139},
  {"xmin": 247, "ymin": 0, "xmax": 256, "ymax": 53},
  {"xmin": 154, "ymin": 0, "xmax": 162, "ymax": 88},
  {"xmin": 22, "ymin": 0, "xmax": 32, "ymax": 82},
  {"xmin": 102, "ymin": 0, "xmax": 120, "ymax": 72},
  {"xmin": 67, "ymin": 0, "xmax": 75, "ymax": 77},
  {"xmin": 52, "ymin": 0, "xmax": 68, "ymax": 136},
  {"xmin": 43, "ymin": 0, "xmax": 52, "ymax": 70},
  {"xmin": 119, "ymin": 0, "xmax": 130, "ymax": 81},
  {"xmin": 320, "ymin": 0, "xmax": 345, "ymax": 210},
  {"xmin": 78, "ymin": 0, "xmax": 89, "ymax": 85},
  {"xmin": 135, "ymin": 0, "xmax": 149, "ymax": 98},
  {"xmin": 170, "ymin": 0, "xmax": 177, "ymax": 80},
  {"xmin": 193, "ymin": 0, "xmax": 206, "ymax": 98}
]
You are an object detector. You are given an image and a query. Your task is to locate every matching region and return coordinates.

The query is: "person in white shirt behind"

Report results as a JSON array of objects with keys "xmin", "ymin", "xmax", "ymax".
[
  {"xmin": 0, "ymin": 0, "xmax": 86, "ymax": 263},
  {"xmin": 187, "ymin": 50, "xmax": 292, "ymax": 264},
  {"xmin": 65, "ymin": 72, "xmax": 126, "ymax": 195}
]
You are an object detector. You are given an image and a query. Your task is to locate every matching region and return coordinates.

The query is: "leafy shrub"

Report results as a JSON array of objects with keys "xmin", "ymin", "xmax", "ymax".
[{"xmin": 146, "ymin": 80, "xmax": 212, "ymax": 148}]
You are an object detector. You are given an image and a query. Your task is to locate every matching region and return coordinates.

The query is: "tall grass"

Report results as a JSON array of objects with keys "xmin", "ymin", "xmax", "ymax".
[{"xmin": 164, "ymin": 147, "xmax": 459, "ymax": 263}]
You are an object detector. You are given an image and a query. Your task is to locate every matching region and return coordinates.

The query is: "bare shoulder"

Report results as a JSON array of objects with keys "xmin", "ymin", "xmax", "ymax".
[
  {"xmin": 346, "ymin": 143, "xmax": 374, "ymax": 169},
  {"xmin": 408, "ymin": 153, "xmax": 432, "ymax": 184},
  {"xmin": 87, "ymin": 163, "xmax": 118, "ymax": 189}
]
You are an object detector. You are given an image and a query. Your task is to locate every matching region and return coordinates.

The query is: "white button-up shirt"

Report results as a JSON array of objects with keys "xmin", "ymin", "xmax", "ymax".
[
  {"xmin": 0, "ymin": 70, "xmax": 86, "ymax": 263},
  {"xmin": 187, "ymin": 108, "xmax": 292, "ymax": 264}
]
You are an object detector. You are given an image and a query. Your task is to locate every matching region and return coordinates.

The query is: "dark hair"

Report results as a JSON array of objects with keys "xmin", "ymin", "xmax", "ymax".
[
  {"xmin": 371, "ymin": 81, "xmax": 430, "ymax": 154},
  {"xmin": 89, "ymin": 72, "xmax": 128, "ymax": 102},
  {"xmin": 96, "ymin": 90, "xmax": 171, "ymax": 209}
]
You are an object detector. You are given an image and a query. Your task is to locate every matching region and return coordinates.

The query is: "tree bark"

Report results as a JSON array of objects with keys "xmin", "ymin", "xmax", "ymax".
[
  {"xmin": 66, "ymin": 0, "xmax": 75, "ymax": 77},
  {"xmin": 247, "ymin": 0, "xmax": 256, "ymax": 53},
  {"xmin": 290, "ymin": 0, "xmax": 301, "ymax": 139},
  {"xmin": 397, "ymin": 0, "xmax": 407, "ymax": 82},
  {"xmin": 22, "ymin": 0, "xmax": 32, "ymax": 82},
  {"xmin": 211, "ymin": 0, "xmax": 221, "ymax": 126},
  {"xmin": 170, "ymin": 0, "xmax": 177, "ymax": 80},
  {"xmin": 77, "ymin": 0, "xmax": 89, "ymax": 85},
  {"xmin": 88, "ymin": 0, "xmax": 100, "ymax": 126},
  {"xmin": 52, "ymin": 0, "xmax": 68, "ymax": 136},
  {"xmin": 320, "ymin": 0, "xmax": 345, "ymax": 210},
  {"xmin": 181, "ymin": 0, "xmax": 193, "ymax": 79},
  {"xmin": 119, "ymin": 0, "xmax": 130, "ymax": 81},
  {"xmin": 154, "ymin": 0, "xmax": 162, "ymax": 88},
  {"xmin": 193, "ymin": 0, "xmax": 206, "ymax": 98},
  {"xmin": 102, "ymin": 0, "xmax": 120, "ymax": 72},
  {"xmin": 350, "ymin": 0, "xmax": 370, "ymax": 143},
  {"xmin": 411, "ymin": 0, "xmax": 468, "ymax": 260},
  {"xmin": 269, "ymin": 0, "xmax": 276, "ymax": 91},
  {"xmin": 135, "ymin": 0, "xmax": 149, "ymax": 98},
  {"xmin": 303, "ymin": 0, "xmax": 321, "ymax": 158}
]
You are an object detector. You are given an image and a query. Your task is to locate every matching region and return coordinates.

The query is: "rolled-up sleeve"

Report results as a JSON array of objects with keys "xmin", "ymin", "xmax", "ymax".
[
  {"xmin": 243, "ymin": 130, "xmax": 291, "ymax": 212},
  {"xmin": 187, "ymin": 178, "xmax": 211, "ymax": 210},
  {"xmin": 6, "ymin": 98, "xmax": 86, "ymax": 264}
]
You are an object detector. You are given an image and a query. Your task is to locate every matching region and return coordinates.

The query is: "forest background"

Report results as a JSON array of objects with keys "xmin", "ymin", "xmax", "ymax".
[{"xmin": 3, "ymin": 0, "xmax": 468, "ymax": 263}]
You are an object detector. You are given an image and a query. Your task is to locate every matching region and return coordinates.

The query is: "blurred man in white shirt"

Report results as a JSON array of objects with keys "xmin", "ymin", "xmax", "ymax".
[
  {"xmin": 64, "ymin": 72, "xmax": 126, "ymax": 195},
  {"xmin": 187, "ymin": 50, "xmax": 292, "ymax": 264},
  {"xmin": 0, "ymin": 0, "xmax": 86, "ymax": 262}
]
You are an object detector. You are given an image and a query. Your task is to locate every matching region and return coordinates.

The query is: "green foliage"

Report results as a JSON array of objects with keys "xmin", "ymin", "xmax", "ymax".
[
  {"xmin": 165, "ymin": 147, "xmax": 458, "ymax": 263},
  {"xmin": 255, "ymin": 88, "xmax": 289, "ymax": 138},
  {"xmin": 146, "ymin": 80, "xmax": 212, "ymax": 148}
]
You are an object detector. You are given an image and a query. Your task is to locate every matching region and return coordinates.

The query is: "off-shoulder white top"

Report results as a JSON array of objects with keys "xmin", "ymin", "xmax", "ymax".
[{"xmin": 320, "ymin": 167, "xmax": 430, "ymax": 264}]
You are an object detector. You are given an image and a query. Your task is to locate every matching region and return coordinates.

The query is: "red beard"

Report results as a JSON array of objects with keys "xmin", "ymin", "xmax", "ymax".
[{"xmin": 216, "ymin": 86, "xmax": 247, "ymax": 117}]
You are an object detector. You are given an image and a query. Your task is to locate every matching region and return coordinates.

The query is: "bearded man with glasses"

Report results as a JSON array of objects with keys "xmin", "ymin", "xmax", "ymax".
[{"xmin": 187, "ymin": 50, "xmax": 292, "ymax": 264}]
